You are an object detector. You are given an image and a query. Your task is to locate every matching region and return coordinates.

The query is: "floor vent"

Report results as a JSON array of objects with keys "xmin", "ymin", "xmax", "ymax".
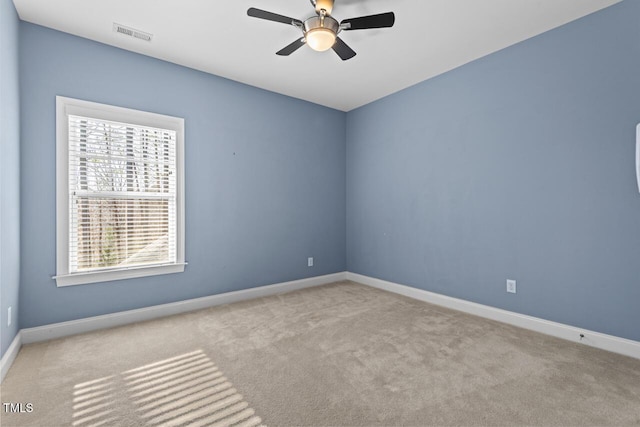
[{"xmin": 113, "ymin": 23, "xmax": 153, "ymax": 42}]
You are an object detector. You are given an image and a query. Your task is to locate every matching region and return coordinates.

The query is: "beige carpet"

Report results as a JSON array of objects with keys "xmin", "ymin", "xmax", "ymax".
[{"xmin": 1, "ymin": 281, "xmax": 639, "ymax": 426}]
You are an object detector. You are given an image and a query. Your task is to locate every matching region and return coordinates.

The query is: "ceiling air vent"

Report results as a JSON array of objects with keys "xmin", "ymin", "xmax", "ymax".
[{"xmin": 113, "ymin": 23, "xmax": 153, "ymax": 42}]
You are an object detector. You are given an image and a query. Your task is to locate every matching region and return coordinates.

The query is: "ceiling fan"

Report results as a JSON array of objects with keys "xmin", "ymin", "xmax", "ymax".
[{"xmin": 247, "ymin": 0, "xmax": 395, "ymax": 61}]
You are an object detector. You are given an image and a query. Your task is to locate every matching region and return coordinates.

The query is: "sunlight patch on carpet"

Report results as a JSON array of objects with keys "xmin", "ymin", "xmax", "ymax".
[
  {"xmin": 72, "ymin": 376, "xmax": 118, "ymax": 426},
  {"xmin": 72, "ymin": 350, "xmax": 263, "ymax": 427}
]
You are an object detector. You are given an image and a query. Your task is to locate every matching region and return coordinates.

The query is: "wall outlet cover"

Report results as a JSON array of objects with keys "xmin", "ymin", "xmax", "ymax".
[{"xmin": 506, "ymin": 279, "xmax": 517, "ymax": 294}]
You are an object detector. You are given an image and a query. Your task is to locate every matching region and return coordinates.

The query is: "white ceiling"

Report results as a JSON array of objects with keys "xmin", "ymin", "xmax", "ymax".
[{"xmin": 13, "ymin": 0, "xmax": 620, "ymax": 111}]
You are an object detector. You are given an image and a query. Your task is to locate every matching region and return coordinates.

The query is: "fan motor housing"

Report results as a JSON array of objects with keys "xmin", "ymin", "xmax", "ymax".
[{"xmin": 303, "ymin": 15, "xmax": 339, "ymax": 34}]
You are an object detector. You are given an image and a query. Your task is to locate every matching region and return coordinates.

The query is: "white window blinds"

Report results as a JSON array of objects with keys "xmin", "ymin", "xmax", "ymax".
[
  {"xmin": 68, "ymin": 116, "xmax": 177, "ymax": 272},
  {"xmin": 56, "ymin": 96, "xmax": 185, "ymax": 287}
]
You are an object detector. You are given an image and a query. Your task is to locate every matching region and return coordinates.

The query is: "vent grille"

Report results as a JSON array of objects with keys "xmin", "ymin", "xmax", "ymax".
[{"xmin": 113, "ymin": 23, "xmax": 153, "ymax": 42}]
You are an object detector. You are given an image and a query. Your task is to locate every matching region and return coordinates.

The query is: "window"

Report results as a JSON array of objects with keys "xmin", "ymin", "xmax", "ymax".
[{"xmin": 55, "ymin": 96, "xmax": 185, "ymax": 286}]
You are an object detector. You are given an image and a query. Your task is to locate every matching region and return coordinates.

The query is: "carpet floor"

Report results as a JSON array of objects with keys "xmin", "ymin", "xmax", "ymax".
[{"xmin": 1, "ymin": 281, "xmax": 639, "ymax": 426}]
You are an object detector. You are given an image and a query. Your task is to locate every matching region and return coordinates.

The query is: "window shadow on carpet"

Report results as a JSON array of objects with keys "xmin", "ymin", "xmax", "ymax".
[{"xmin": 72, "ymin": 349, "xmax": 263, "ymax": 427}]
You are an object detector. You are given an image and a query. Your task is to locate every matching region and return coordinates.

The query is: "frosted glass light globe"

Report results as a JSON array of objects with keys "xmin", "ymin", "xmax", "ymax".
[{"xmin": 306, "ymin": 28, "xmax": 336, "ymax": 52}]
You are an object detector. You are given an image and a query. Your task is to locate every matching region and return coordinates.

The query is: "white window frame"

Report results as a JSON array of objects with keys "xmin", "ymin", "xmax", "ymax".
[{"xmin": 55, "ymin": 96, "xmax": 186, "ymax": 287}]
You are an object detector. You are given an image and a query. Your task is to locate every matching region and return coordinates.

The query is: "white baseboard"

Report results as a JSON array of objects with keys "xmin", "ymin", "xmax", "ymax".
[
  {"xmin": 1, "ymin": 332, "xmax": 22, "ymax": 383},
  {"xmin": 21, "ymin": 272, "xmax": 347, "ymax": 345},
  {"xmin": 347, "ymin": 272, "xmax": 640, "ymax": 360}
]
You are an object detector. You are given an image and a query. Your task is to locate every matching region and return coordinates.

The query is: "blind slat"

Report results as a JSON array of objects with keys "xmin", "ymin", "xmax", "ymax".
[{"xmin": 72, "ymin": 191, "xmax": 174, "ymax": 199}]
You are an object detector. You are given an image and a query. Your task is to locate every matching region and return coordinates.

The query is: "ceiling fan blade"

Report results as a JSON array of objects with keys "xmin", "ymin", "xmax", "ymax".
[
  {"xmin": 341, "ymin": 12, "xmax": 395, "ymax": 30},
  {"xmin": 247, "ymin": 8, "xmax": 302, "ymax": 26},
  {"xmin": 332, "ymin": 37, "xmax": 356, "ymax": 61},
  {"xmin": 276, "ymin": 38, "xmax": 306, "ymax": 56}
]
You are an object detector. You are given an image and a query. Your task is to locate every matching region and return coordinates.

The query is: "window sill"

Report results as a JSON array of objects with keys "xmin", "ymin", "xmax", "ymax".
[{"xmin": 54, "ymin": 262, "xmax": 187, "ymax": 287}]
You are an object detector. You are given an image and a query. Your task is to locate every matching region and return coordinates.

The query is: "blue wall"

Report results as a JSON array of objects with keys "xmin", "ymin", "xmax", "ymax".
[
  {"xmin": 347, "ymin": 1, "xmax": 640, "ymax": 341},
  {"xmin": 1, "ymin": 0, "xmax": 21, "ymax": 357},
  {"xmin": 18, "ymin": 23, "xmax": 346, "ymax": 328}
]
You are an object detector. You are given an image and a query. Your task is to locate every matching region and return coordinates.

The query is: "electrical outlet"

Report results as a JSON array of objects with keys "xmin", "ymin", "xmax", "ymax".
[
  {"xmin": 308, "ymin": 257, "xmax": 314, "ymax": 267},
  {"xmin": 506, "ymin": 279, "xmax": 517, "ymax": 294},
  {"xmin": 8, "ymin": 306, "xmax": 12, "ymax": 326}
]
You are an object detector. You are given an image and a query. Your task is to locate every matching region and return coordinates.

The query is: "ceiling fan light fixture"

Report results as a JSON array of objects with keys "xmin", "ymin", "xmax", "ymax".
[
  {"xmin": 306, "ymin": 28, "xmax": 336, "ymax": 51},
  {"xmin": 303, "ymin": 15, "xmax": 339, "ymax": 52}
]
